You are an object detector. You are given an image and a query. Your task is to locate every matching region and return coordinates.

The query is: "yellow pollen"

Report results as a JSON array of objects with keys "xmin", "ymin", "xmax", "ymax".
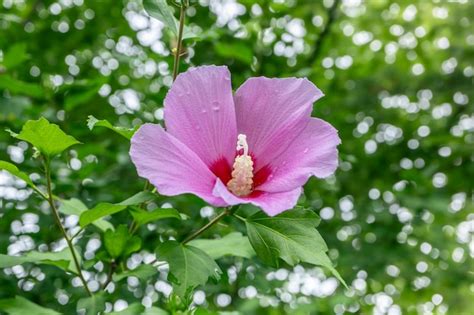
[{"xmin": 227, "ymin": 134, "xmax": 254, "ymax": 196}]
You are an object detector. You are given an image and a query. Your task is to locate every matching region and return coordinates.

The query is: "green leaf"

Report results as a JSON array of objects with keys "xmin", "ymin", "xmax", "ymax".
[
  {"xmin": 108, "ymin": 303, "xmax": 145, "ymax": 315},
  {"xmin": 79, "ymin": 203, "xmax": 126, "ymax": 228},
  {"xmin": 79, "ymin": 191, "xmax": 156, "ymax": 228},
  {"xmin": 189, "ymin": 232, "xmax": 256, "ymax": 259},
  {"xmin": 104, "ymin": 225, "xmax": 141, "ymax": 259},
  {"xmin": 130, "ymin": 207, "xmax": 181, "ymax": 226},
  {"xmin": 156, "ymin": 240, "xmax": 222, "ymax": 297},
  {"xmin": 118, "ymin": 191, "xmax": 156, "ymax": 206},
  {"xmin": 0, "ymin": 248, "xmax": 79, "ymax": 273},
  {"xmin": 142, "ymin": 307, "xmax": 169, "ymax": 315},
  {"xmin": 0, "ymin": 75, "xmax": 44, "ymax": 99},
  {"xmin": 87, "ymin": 115, "xmax": 137, "ymax": 140},
  {"xmin": 0, "ymin": 160, "xmax": 40, "ymax": 192},
  {"xmin": 1, "ymin": 43, "xmax": 30, "ymax": 69},
  {"xmin": 0, "ymin": 296, "xmax": 61, "ymax": 315},
  {"xmin": 142, "ymin": 0, "xmax": 198, "ymax": 39},
  {"xmin": 64, "ymin": 79, "xmax": 106, "ymax": 110},
  {"xmin": 215, "ymin": 42, "xmax": 253, "ymax": 65},
  {"xmin": 113, "ymin": 264, "xmax": 157, "ymax": 282},
  {"xmin": 77, "ymin": 294, "xmax": 106, "ymax": 315},
  {"xmin": 12, "ymin": 117, "xmax": 80, "ymax": 157},
  {"xmin": 143, "ymin": 0, "xmax": 178, "ymax": 35},
  {"xmin": 245, "ymin": 208, "xmax": 346, "ymax": 286},
  {"xmin": 59, "ymin": 198, "xmax": 114, "ymax": 231}
]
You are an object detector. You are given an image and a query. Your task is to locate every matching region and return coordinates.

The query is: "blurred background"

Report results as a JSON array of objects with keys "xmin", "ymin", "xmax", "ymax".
[{"xmin": 0, "ymin": 0, "xmax": 473, "ymax": 314}]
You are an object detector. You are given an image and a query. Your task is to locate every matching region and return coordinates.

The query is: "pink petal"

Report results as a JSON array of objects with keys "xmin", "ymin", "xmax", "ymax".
[
  {"xmin": 164, "ymin": 65, "xmax": 237, "ymax": 168},
  {"xmin": 212, "ymin": 179, "xmax": 302, "ymax": 216},
  {"xmin": 130, "ymin": 124, "xmax": 226, "ymax": 207},
  {"xmin": 258, "ymin": 118, "xmax": 341, "ymax": 192},
  {"xmin": 234, "ymin": 77, "xmax": 323, "ymax": 172}
]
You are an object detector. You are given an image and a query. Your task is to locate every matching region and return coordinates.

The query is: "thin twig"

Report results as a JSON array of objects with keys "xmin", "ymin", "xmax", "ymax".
[
  {"xmin": 308, "ymin": 0, "xmax": 340, "ymax": 65},
  {"xmin": 44, "ymin": 158, "xmax": 92, "ymax": 297},
  {"xmin": 172, "ymin": 2, "xmax": 187, "ymax": 81},
  {"xmin": 102, "ymin": 260, "xmax": 116, "ymax": 290},
  {"xmin": 181, "ymin": 207, "xmax": 235, "ymax": 244}
]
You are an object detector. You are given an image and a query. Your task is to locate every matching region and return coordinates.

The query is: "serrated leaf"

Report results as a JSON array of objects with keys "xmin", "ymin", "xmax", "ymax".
[
  {"xmin": 130, "ymin": 207, "xmax": 181, "ymax": 227},
  {"xmin": 143, "ymin": 0, "xmax": 198, "ymax": 39},
  {"xmin": 0, "ymin": 160, "xmax": 40, "ymax": 192},
  {"xmin": 0, "ymin": 75, "xmax": 44, "ymax": 99},
  {"xmin": 156, "ymin": 240, "xmax": 222, "ymax": 297},
  {"xmin": 87, "ymin": 115, "xmax": 137, "ymax": 140},
  {"xmin": 0, "ymin": 296, "xmax": 61, "ymax": 315},
  {"xmin": 59, "ymin": 198, "xmax": 114, "ymax": 232},
  {"xmin": 12, "ymin": 117, "xmax": 80, "ymax": 156},
  {"xmin": 245, "ymin": 208, "xmax": 346, "ymax": 286},
  {"xmin": 104, "ymin": 225, "xmax": 141, "ymax": 259},
  {"xmin": 0, "ymin": 248, "xmax": 79, "ymax": 273},
  {"xmin": 189, "ymin": 232, "xmax": 256, "ymax": 259},
  {"xmin": 113, "ymin": 264, "xmax": 157, "ymax": 282}
]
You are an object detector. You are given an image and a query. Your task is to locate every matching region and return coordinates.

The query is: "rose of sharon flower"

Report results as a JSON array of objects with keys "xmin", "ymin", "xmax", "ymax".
[{"xmin": 130, "ymin": 66, "xmax": 340, "ymax": 216}]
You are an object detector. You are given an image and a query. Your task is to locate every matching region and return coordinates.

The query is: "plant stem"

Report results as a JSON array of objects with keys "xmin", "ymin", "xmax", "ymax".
[
  {"xmin": 44, "ymin": 158, "xmax": 92, "ymax": 297},
  {"xmin": 102, "ymin": 260, "xmax": 116, "ymax": 290},
  {"xmin": 181, "ymin": 207, "xmax": 235, "ymax": 244},
  {"xmin": 172, "ymin": 2, "xmax": 187, "ymax": 81}
]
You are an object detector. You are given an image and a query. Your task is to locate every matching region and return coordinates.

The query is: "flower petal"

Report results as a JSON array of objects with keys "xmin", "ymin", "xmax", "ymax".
[
  {"xmin": 164, "ymin": 65, "xmax": 237, "ymax": 167},
  {"xmin": 257, "ymin": 118, "xmax": 341, "ymax": 192},
  {"xmin": 234, "ymin": 77, "xmax": 323, "ymax": 171},
  {"xmin": 213, "ymin": 179, "xmax": 302, "ymax": 216},
  {"xmin": 130, "ymin": 123, "xmax": 226, "ymax": 207}
]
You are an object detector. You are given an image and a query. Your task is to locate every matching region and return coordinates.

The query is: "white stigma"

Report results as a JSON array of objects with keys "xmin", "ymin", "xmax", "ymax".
[{"xmin": 227, "ymin": 134, "xmax": 254, "ymax": 196}]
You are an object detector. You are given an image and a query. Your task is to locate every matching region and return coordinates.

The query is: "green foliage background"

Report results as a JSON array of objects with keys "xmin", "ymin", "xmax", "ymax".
[{"xmin": 0, "ymin": 0, "xmax": 473, "ymax": 314}]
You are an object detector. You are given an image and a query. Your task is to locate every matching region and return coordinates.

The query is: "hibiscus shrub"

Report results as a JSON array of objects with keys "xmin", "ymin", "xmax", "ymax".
[{"xmin": 0, "ymin": 1, "xmax": 344, "ymax": 313}]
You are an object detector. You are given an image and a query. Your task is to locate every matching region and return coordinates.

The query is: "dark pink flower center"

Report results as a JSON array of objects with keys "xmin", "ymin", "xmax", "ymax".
[{"xmin": 210, "ymin": 153, "xmax": 272, "ymax": 198}]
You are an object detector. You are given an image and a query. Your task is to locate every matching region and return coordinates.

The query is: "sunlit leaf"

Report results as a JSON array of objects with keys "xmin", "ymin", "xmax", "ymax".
[
  {"xmin": 12, "ymin": 117, "xmax": 80, "ymax": 157},
  {"xmin": 156, "ymin": 240, "xmax": 221, "ymax": 297},
  {"xmin": 189, "ymin": 232, "xmax": 256, "ymax": 259},
  {"xmin": 87, "ymin": 115, "xmax": 138, "ymax": 140}
]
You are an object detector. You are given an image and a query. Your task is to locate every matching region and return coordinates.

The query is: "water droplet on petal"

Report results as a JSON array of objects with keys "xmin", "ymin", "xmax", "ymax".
[
  {"xmin": 201, "ymin": 109, "xmax": 207, "ymax": 114},
  {"xmin": 303, "ymin": 148, "xmax": 309, "ymax": 154},
  {"xmin": 212, "ymin": 106, "xmax": 220, "ymax": 112}
]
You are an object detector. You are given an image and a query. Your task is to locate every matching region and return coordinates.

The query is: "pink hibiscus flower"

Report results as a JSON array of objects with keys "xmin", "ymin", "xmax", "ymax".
[{"xmin": 130, "ymin": 66, "xmax": 340, "ymax": 216}]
